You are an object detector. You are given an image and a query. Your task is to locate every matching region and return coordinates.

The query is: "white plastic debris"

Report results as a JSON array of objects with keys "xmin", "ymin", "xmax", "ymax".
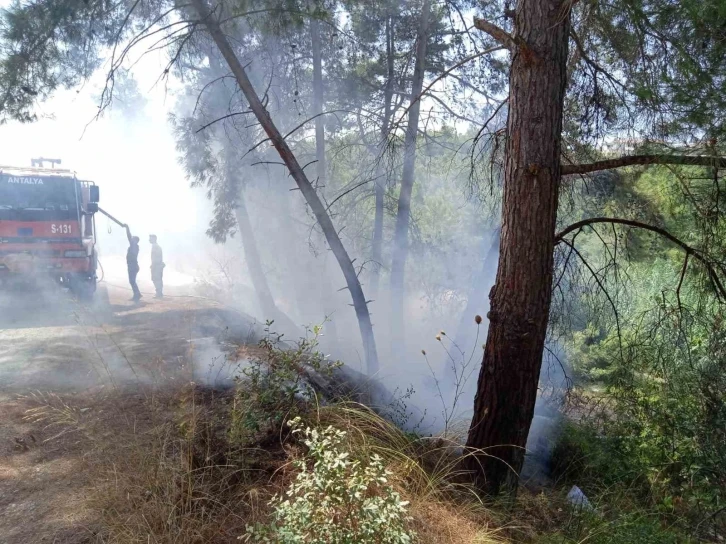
[{"xmin": 567, "ymin": 485, "xmax": 593, "ymax": 511}]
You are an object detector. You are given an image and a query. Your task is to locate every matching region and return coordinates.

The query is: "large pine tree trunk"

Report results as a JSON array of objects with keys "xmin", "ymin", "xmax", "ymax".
[
  {"xmin": 389, "ymin": 0, "xmax": 431, "ymax": 348},
  {"xmin": 465, "ymin": 1, "xmax": 571, "ymax": 496}
]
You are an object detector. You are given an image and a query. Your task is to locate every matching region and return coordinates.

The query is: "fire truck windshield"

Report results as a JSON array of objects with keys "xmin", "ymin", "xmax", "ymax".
[{"xmin": 0, "ymin": 174, "xmax": 78, "ymax": 220}]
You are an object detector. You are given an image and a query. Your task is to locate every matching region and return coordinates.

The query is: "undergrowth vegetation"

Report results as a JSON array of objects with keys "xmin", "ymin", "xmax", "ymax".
[
  {"xmin": 245, "ymin": 418, "xmax": 415, "ymax": 543},
  {"xmin": 557, "ymin": 289, "xmax": 726, "ymax": 541},
  {"xmin": 25, "ymin": 302, "xmax": 721, "ymax": 543},
  {"xmin": 83, "ymin": 328, "xmax": 508, "ymax": 544},
  {"xmin": 29, "ymin": 301, "xmax": 721, "ymax": 543}
]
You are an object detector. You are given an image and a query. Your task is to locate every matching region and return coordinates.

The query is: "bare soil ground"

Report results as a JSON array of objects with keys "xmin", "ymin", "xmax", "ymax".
[{"xmin": 0, "ymin": 282, "xmax": 259, "ymax": 543}]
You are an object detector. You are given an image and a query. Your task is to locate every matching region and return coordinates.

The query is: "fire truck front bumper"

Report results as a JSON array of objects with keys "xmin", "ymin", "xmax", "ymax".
[{"xmin": 0, "ymin": 256, "xmax": 93, "ymax": 283}]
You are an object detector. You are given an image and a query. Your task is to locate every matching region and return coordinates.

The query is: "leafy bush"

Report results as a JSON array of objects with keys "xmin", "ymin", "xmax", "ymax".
[
  {"xmin": 550, "ymin": 422, "xmax": 632, "ymax": 489},
  {"xmin": 230, "ymin": 323, "xmax": 341, "ymax": 446},
  {"xmin": 245, "ymin": 418, "xmax": 416, "ymax": 544}
]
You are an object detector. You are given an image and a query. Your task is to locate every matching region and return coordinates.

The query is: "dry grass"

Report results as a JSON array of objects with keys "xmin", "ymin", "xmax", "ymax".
[
  {"xmin": 94, "ymin": 426, "xmax": 249, "ymax": 543},
  {"xmin": 411, "ymin": 500, "xmax": 507, "ymax": 544},
  {"xmin": 19, "ymin": 387, "xmax": 533, "ymax": 543},
  {"xmin": 87, "ymin": 386, "xmax": 273, "ymax": 543}
]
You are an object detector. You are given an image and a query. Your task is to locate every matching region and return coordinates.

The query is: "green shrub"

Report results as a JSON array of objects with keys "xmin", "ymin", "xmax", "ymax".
[
  {"xmin": 244, "ymin": 418, "xmax": 416, "ymax": 544},
  {"xmin": 550, "ymin": 421, "xmax": 647, "ymax": 493},
  {"xmin": 230, "ymin": 323, "xmax": 341, "ymax": 446},
  {"xmin": 563, "ymin": 285, "xmax": 726, "ymax": 537},
  {"xmin": 548, "ymin": 422, "xmax": 696, "ymax": 543},
  {"xmin": 540, "ymin": 510, "xmax": 690, "ymax": 544}
]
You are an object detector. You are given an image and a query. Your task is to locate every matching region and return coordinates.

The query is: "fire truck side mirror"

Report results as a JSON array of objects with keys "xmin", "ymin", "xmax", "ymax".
[
  {"xmin": 89, "ymin": 185, "xmax": 100, "ymax": 203},
  {"xmin": 86, "ymin": 202, "xmax": 99, "ymax": 213}
]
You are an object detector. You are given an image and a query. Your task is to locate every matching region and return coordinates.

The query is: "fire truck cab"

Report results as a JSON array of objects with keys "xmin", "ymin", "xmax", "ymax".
[{"xmin": 0, "ymin": 164, "xmax": 100, "ymax": 299}]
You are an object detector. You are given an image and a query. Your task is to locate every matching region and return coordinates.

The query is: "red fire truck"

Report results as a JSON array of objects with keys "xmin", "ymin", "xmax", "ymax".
[{"xmin": 0, "ymin": 162, "xmax": 100, "ymax": 299}]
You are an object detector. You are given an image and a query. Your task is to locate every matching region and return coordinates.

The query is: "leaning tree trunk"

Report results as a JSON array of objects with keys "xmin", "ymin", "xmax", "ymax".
[
  {"xmin": 389, "ymin": 0, "xmax": 431, "ymax": 350},
  {"xmin": 193, "ymin": 0, "xmax": 379, "ymax": 375},
  {"xmin": 465, "ymin": 1, "xmax": 571, "ymax": 496}
]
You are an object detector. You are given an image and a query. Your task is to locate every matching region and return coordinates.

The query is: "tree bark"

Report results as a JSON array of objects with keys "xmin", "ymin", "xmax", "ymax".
[
  {"xmin": 465, "ymin": 1, "xmax": 571, "ymax": 496},
  {"xmin": 193, "ymin": 0, "xmax": 379, "ymax": 375},
  {"xmin": 389, "ymin": 0, "xmax": 431, "ymax": 349},
  {"xmin": 369, "ymin": 15, "xmax": 396, "ymax": 299}
]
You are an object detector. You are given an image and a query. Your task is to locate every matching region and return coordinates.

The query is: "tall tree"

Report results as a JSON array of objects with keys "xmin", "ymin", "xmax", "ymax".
[
  {"xmin": 175, "ymin": 114, "xmax": 286, "ymax": 323},
  {"xmin": 369, "ymin": 8, "xmax": 396, "ymax": 299},
  {"xmin": 389, "ymin": 0, "xmax": 431, "ymax": 348},
  {"xmin": 190, "ymin": 0, "xmax": 381, "ymax": 373},
  {"xmin": 308, "ymin": 6, "xmax": 342, "ymax": 352},
  {"xmin": 465, "ymin": 0, "xmax": 726, "ymax": 495},
  {"xmin": 464, "ymin": 0, "xmax": 571, "ymax": 495},
  {"xmin": 171, "ymin": 39, "xmax": 303, "ymax": 329}
]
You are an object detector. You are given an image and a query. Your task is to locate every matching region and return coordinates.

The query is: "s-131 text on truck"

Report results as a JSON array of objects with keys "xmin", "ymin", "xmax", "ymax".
[{"xmin": 0, "ymin": 163, "xmax": 100, "ymax": 299}]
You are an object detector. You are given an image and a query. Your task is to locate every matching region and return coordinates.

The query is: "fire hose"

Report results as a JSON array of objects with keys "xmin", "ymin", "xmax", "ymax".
[{"xmin": 97, "ymin": 206, "xmax": 128, "ymax": 231}]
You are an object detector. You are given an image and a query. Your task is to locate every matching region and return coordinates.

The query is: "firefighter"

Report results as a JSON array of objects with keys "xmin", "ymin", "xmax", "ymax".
[
  {"xmin": 125, "ymin": 226, "xmax": 142, "ymax": 301},
  {"xmin": 149, "ymin": 234, "xmax": 164, "ymax": 298}
]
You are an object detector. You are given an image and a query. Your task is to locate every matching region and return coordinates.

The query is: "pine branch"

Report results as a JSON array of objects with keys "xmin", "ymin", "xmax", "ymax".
[
  {"xmin": 562, "ymin": 154, "xmax": 726, "ymax": 175},
  {"xmin": 554, "ymin": 217, "xmax": 726, "ymax": 300}
]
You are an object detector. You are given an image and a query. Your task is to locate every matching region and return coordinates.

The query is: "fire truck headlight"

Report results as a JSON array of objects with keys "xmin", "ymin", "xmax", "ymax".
[{"xmin": 64, "ymin": 250, "xmax": 88, "ymax": 258}]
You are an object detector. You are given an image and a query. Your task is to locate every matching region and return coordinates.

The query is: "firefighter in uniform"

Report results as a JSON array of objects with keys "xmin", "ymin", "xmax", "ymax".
[
  {"xmin": 125, "ymin": 226, "xmax": 142, "ymax": 301},
  {"xmin": 149, "ymin": 234, "xmax": 164, "ymax": 298}
]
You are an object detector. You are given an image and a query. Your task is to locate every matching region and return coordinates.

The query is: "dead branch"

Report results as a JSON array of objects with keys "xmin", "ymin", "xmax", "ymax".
[
  {"xmin": 195, "ymin": 109, "xmax": 252, "ymax": 133},
  {"xmin": 473, "ymin": 17, "xmax": 516, "ymax": 50}
]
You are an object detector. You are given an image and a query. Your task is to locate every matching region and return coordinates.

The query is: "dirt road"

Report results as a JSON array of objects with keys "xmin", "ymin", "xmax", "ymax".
[{"xmin": 0, "ymin": 281, "xmax": 258, "ymax": 543}]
